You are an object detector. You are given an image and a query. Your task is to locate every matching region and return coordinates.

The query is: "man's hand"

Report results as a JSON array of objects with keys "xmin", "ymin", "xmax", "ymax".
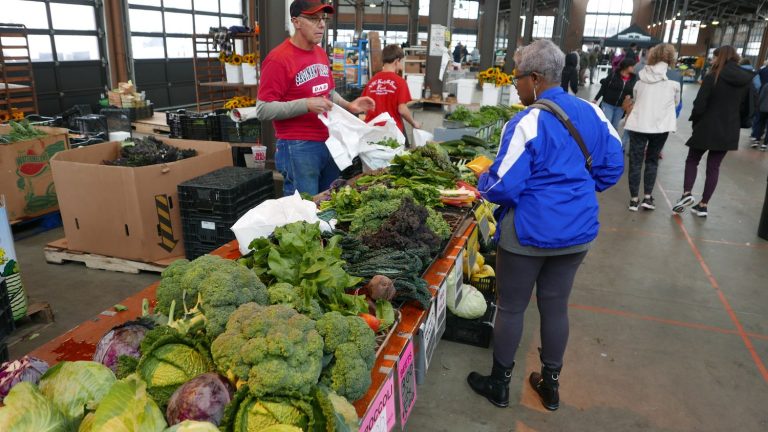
[
  {"xmin": 348, "ymin": 96, "xmax": 375, "ymax": 113},
  {"xmin": 306, "ymin": 97, "xmax": 333, "ymax": 114}
]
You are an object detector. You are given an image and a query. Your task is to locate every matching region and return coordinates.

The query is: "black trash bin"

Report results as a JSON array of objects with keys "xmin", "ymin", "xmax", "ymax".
[{"xmin": 759, "ymin": 174, "xmax": 768, "ymax": 241}]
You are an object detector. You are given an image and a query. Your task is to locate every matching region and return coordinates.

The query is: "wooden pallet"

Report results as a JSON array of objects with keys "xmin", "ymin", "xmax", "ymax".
[
  {"xmin": 4, "ymin": 301, "xmax": 56, "ymax": 347},
  {"xmin": 44, "ymin": 239, "xmax": 182, "ymax": 274}
]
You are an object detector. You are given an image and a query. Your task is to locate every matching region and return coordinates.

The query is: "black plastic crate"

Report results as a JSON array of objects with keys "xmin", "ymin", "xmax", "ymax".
[
  {"xmin": 127, "ymin": 103, "xmax": 154, "ymax": 121},
  {"xmin": 181, "ymin": 114, "xmax": 211, "ymax": 140},
  {"xmin": 182, "ymin": 214, "xmax": 238, "ymax": 260},
  {"xmin": 0, "ymin": 279, "xmax": 15, "ymax": 343},
  {"xmin": 178, "ymin": 167, "xmax": 274, "ymax": 216},
  {"xmin": 219, "ymin": 115, "xmax": 261, "ymax": 143},
  {"xmin": 165, "ymin": 110, "xmax": 185, "ymax": 138},
  {"xmin": 442, "ymin": 301, "xmax": 496, "ymax": 348}
]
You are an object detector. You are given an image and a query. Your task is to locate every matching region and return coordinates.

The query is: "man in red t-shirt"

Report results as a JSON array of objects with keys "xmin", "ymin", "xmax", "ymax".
[
  {"xmin": 256, "ymin": 0, "xmax": 374, "ymax": 196},
  {"xmin": 362, "ymin": 45, "xmax": 421, "ymax": 134}
]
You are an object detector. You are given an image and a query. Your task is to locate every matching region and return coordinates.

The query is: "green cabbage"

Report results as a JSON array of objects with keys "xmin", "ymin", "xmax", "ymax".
[
  {"xmin": 38, "ymin": 361, "xmax": 116, "ymax": 430},
  {"xmin": 0, "ymin": 382, "xmax": 69, "ymax": 432},
  {"xmin": 448, "ymin": 284, "xmax": 487, "ymax": 319},
  {"xmin": 79, "ymin": 375, "xmax": 166, "ymax": 432},
  {"xmin": 164, "ymin": 420, "xmax": 220, "ymax": 431},
  {"xmin": 220, "ymin": 387, "xmax": 312, "ymax": 432}
]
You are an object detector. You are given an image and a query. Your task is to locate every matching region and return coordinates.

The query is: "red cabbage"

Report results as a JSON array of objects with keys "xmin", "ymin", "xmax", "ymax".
[
  {"xmin": 0, "ymin": 356, "xmax": 50, "ymax": 401},
  {"xmin": 92, "ymin": 321, "xmax": 151, "ymax": 372},
  {"xmin": 166, "ymin": 373, "xmax": 234, "ymax": 426}
]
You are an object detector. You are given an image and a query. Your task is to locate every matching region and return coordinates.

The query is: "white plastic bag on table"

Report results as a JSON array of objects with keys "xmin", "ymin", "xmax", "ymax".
[
  {"xmin": 412, "ymin": 129, "xmax": 433, "ymax": 148},
  {"xmin": 231, "ymin": 192, "xmax": 331, "ymax": 255},
  {"xmin": 318, "ymin": 104, "xmax": 405, "ymax": 171}
]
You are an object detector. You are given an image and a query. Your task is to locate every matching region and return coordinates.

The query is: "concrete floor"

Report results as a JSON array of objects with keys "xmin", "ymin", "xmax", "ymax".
[{"xmin": 9, "ymin": 80, "xmax": 768, "ymax": 431}]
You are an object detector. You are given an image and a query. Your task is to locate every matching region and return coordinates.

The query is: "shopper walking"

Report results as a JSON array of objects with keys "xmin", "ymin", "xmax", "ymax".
[
  {"xmin": 468, "ymin": 40, "xmax": 624, "ymax": 411},
  {"xmin": 750, "ymin": 60, "xmax": 768, "ymax": 144},
  {"xmin": 593, "ymin": 58, "xmax": 637, "ymax": 132},
  {"xmin": 256, "ymin": 0, "xmax": 375, "ymax": 196},
  {"xmin": 561, "ymin": 52, "xmax": 579, "ymax": 94},
  {"xmin": 588, "ymin": 47, "xmax": 599, "ymax": 84},
  {"xmin": 753, "ymin": 82, "xmax": 768, "ymax": 152},
  {"xmin": 623, "ymin": 44, "xmax": 681, "ymax": 212},
  {"xmin": 672, "ymin": 46, "xmax": 756, "ymax": 217},
  {"xmin": 579, "ymin": 49, "xmax": 589, "ymax": 86}
]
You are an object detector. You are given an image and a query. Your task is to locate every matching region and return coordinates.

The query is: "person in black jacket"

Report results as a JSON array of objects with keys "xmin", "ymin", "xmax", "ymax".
[
  {"xmin": 593, "ymin": 58, "xmax": 637, "ymax": 133},
  {"xmin": 672, "ymin": 46, "xmax": 756, "ymax": 217},
  {"xmin": 561, "ymin": 52, "xmax": 579, "ymax": 94}
]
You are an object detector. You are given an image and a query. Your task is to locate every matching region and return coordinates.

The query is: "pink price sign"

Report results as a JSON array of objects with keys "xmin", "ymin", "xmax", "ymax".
[
  {"xmin": 360, "ymin": 372, "xmax": 397, "ymax": 432},
  {"xmin": 397, "ymin": 339, "xmax": 417, "ymax": 426}
]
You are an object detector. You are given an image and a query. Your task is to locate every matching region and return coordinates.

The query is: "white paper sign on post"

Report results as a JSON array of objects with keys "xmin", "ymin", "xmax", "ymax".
[{"xmin": 429, "ymin": 24, "xmax": 446, "ymax": 56}]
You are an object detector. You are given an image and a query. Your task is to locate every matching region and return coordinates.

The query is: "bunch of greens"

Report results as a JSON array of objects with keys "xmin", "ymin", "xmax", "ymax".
[
  {"xmin": 0, "ymin": 120, "xmax": 47, "ymax": 144},
  {"xmin": 446, "ymin": 105, "xmax": 472, "ymax": 123},
  {"xmin": 105, "ymin": 137, "xmax": 197, "ymax": 167},
  {"xmin": 348, "ymin": 187, "xmax": 449, "ymax": 239},
  {"xmin": 387, "ymin": 147, "xmax": 460, "ymax": 189},
  {"xmin": 239, "ymin": 222, "xmax": 368, "ymax": 316},
  {"xmin": 363, "ymin": 197, "xmax": 447, "ymax": 254},
  {"xmin": 370, "ymin": 137, "xmax": 400, "ymax": 149},
  {"xmin": 317, "ymin": 186, "xmax": 362, "ymax": 222}
]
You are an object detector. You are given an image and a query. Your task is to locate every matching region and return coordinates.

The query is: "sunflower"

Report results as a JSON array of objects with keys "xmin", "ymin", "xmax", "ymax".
[
  {"xmin": 218, "ymin": 51, "xmax": 228, "ymax": 63},
  {"xmin": 0, "ymin": 112, "xmax": 9, "ymax": 122},
  {"xmin": 229, "ymin": 54, "xmax": 243, "ymax": 66}
]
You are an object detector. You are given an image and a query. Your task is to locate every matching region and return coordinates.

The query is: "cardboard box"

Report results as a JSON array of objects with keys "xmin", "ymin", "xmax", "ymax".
[
  {"xmin": 0, "ymin": 126, "xmax": 69, "ymax": 222},
  {"xmin": 51, "ymin": 139, "xmax": 232, "ymax": 262},
  {"xmin": 405, "ymin": 62, "xmax": 424, "ymax": 74}
]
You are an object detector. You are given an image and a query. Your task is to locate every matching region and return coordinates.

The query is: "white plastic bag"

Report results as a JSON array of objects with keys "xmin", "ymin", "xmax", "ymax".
[
  {"xmin": 412, "ymin": 129, "xmax": 433, "ymax": 148},
  {"xmin": 318, "ymin": 104, "xmax": 405, "ymax": 171},
  {"xmin": 230, "ymin": 192, "xmax": 329, "ymax": 255}
]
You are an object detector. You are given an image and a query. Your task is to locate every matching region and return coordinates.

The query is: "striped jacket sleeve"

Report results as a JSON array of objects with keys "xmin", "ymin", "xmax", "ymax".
[
  {"xmin": 587, "ymin": 102, "xmax": 624, "ymax": 192},
  {"xmin": 477, "ymin": 109, "xmax": 540, "ymax": 207}
]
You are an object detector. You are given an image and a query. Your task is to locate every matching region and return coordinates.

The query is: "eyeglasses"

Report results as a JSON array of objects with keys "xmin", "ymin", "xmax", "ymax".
[
  {"xmin": 298, "ymin": 14, "xmax": 329, "ymax": 26},
  {"xmin": 512, "ymin": 71, "xmax": 534, "ymax": 87}
]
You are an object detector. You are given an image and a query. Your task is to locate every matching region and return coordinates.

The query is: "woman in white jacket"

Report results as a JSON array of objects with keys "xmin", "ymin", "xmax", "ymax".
[{"xmin": 624, "ymin": 44, "xmax": 681, "ymax": 211}]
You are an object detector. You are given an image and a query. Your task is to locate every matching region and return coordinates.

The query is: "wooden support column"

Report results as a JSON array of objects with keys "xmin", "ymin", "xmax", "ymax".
[
  {"xmin": 675, "ymin": 0, "xmax": 689, "ymax": 54},
  {"xmin": 504, "ymin": 0, "xmax": 523, "ymax": 73},
  {"xmin": 257, "ymin": 0, "xmax": 289, "ymax": 159},
  {"xmin": 355, "ymin": 0, "xmax": 364, "ymax": 40},
  {"xmin": 425, "ymin": 0, "xmax": 453, "ymax": 97},
  {"xmin": 408, "ymin": 0, "xmax": 419, "ymax": 45},
  {"xmin": 479, "ymin": 0, "xmax": 500, "ymax": 71},
  {"xmin": 104, "ymin": 0, "xmax": 129, "ymax": 85},
  {"xmin": 523, "ymin": 0, "xmax": 535, "ymax": 44},
  {"xmin": 667, "ymin": 0, "xmax": 678, "ymax": 43}
]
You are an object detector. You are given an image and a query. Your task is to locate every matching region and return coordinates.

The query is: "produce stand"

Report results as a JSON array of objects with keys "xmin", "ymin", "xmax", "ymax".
[{"xmin": 28, "ymin": 220, "xmax": 478, "ymax": 432}]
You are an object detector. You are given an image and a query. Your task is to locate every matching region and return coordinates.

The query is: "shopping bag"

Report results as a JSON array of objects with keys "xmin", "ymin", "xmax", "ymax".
[
  {"xmin": 230, "ymin": 192, "xmax": 331, "ymax": 255},
  {"xmin": 412, "ymin": 129, "xmax": 433, "ymax": 148},
  {"xmin": 318, "ymin": 104, "xmax": 405, "ymax": 171}
]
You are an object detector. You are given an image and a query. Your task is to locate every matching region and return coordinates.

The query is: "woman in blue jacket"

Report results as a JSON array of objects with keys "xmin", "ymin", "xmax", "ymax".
[{"xmin": 467, "ymin": 40, "xmax": 624, "ymax": 410}]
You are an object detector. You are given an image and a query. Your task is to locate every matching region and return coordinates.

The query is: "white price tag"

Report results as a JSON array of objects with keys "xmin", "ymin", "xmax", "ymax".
[
  {"xmin": 437, "ymin": 279, "xmax": 447, "ymax": 323},
  {"xmin": 421, "ymin": 302, "xmax": 437, "ymax": 370},
  {"xmin": 370, "ymin": 409, "xmax": 388, "ymax": 432},
  {"xmin": 478, "ymin": 216, "xmax": 491, "ymax": 243},
  {"xmin": 201, "ymin": 221, "xmax": 216, "ymax": 230}
]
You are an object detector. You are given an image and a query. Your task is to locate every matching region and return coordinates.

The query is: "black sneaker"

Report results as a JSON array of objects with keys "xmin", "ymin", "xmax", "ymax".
[
  {"xmin": 641, "ymin": 197, "xmax": 656, "ymax": 210},
  {"xmin": 628, "ymin": 199, "xmax": 639, "ymax": 212},
  {"xmin": 761, "ymin": 144, "xmax": 768, "ymax": 152},
  {"xmin": 691, "ymin": 204, "xmax": 708, "ymax": 217},
  {"xmin": 752, "ymin": 141, "xmax": 760, "ymax": 149},
  {"xmin": 672, "ymin": 194, "xmax": 695, "ymax": 214}
]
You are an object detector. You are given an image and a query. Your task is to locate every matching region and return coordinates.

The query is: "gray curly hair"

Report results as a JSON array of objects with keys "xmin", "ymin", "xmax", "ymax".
[{"xmin": 516, "ymin": 40, "xmax": 565, "ymax": 83}]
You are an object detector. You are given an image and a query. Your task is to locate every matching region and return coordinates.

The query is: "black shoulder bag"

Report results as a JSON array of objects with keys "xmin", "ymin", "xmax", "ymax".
[{"xmin": 529, "ymin": 99, "xmax": 593, "ymax": 171}]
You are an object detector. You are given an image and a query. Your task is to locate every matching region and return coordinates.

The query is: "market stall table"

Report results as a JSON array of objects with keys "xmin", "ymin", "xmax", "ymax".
[{"xmin": 28, "ymin": 221, "xmax": 477, "ymax": 429}]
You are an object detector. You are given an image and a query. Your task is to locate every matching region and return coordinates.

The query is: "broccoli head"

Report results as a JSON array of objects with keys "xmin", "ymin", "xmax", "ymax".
[
  {"xmin": 267, "ymin": 283, "xmax": 324, "ymax": 320},
  {"xmin": 156, "ymin": 255, "xmax": 269, "ymax": 339},
  {"xmin": 211, "ymin": 303, "xmax": 324, "ymax": 399},
  {"xmin": 315, "ymin": 312, "xmax": 377, "ymax": 401}
]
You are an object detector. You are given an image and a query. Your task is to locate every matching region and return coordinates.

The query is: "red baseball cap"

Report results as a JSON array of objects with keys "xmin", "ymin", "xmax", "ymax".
[{"xmin": 290, "ymin": 0, "xmax": 335, "ymax": 17}]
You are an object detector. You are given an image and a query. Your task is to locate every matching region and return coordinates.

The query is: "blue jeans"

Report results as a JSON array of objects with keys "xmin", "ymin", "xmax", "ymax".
[
  {"xmin": 275, "ymin": 139, "xmax": 340, "ymax": 196},
  {"xmin": 752, "ymin": 110, "xmax": 765, "ymax": 140},
  {"xmin": 600, "ymin": 102, "xmax": 624, "ymax": 131},
  {"xmin": 601, "ymin": 102, "xmax": 629, "ymax": 147}
]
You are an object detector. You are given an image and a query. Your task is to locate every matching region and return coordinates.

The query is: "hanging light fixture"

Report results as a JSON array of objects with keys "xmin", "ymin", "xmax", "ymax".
[
  {"xmin": 369, "ymin": 1, "xmax": 376, "ymax": 7},
  {"xmin": 711, "ymin": 20, "xmax": 719, "ymax": 25}
]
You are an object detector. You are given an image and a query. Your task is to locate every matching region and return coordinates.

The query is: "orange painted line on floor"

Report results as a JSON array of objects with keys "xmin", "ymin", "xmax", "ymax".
[
  {"xmin": 658, "ymin": 184, "xmax": 768, "ymax": 384},
  {"xmin": 569, "ymin": 303, "xmax": 768, "ymax": 341}
]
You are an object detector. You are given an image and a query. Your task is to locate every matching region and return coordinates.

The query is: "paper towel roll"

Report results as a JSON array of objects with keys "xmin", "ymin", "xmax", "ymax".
[{"xmin": 231, "ymin": 106, "xmax": 259, "ymax": 122}]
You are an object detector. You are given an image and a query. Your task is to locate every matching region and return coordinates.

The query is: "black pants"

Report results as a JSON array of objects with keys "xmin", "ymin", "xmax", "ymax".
[
  {"xmin": 493, "ymin": 248, "xmax": 587, "ymax": 370},
  {"xmin": 628, "ymin": 131, "xmax": 669, "ymax": 198}
]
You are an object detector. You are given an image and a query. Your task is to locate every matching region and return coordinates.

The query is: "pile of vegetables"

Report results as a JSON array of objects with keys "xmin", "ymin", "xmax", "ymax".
[
  {"xmin": 446, "ymin": 105, "xmax": 515, "ymax": 128},
  {"xmin": 105, "ymin": 137, "xmax": 197, "ymax": 167},
  {"xmin": 0, "ymin": 120, "xmax": 47, "ymax": 144}
]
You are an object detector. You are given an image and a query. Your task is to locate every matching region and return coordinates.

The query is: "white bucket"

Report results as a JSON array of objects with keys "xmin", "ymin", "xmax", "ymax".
[
  {"xmin": 406, "ymin": 74, "xmax": 424, "ymax": 101},
  {"xmin": 225, "ymin": 63, "xmax": 243, "ymax": 83},
  {"xmin": 242, "ymin": 63, "xmax": 258, "ymax": 85},
  {"xmin": 505, "ymin": 85, "xmax": 521, "ymax": 105},
  {"xmin": 482, "ymin": 82, "xmax": 500, "ymax": 106},
  {"xmin": 456, "ymin": 79, "xmax": 476, "ymax": 105}
]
